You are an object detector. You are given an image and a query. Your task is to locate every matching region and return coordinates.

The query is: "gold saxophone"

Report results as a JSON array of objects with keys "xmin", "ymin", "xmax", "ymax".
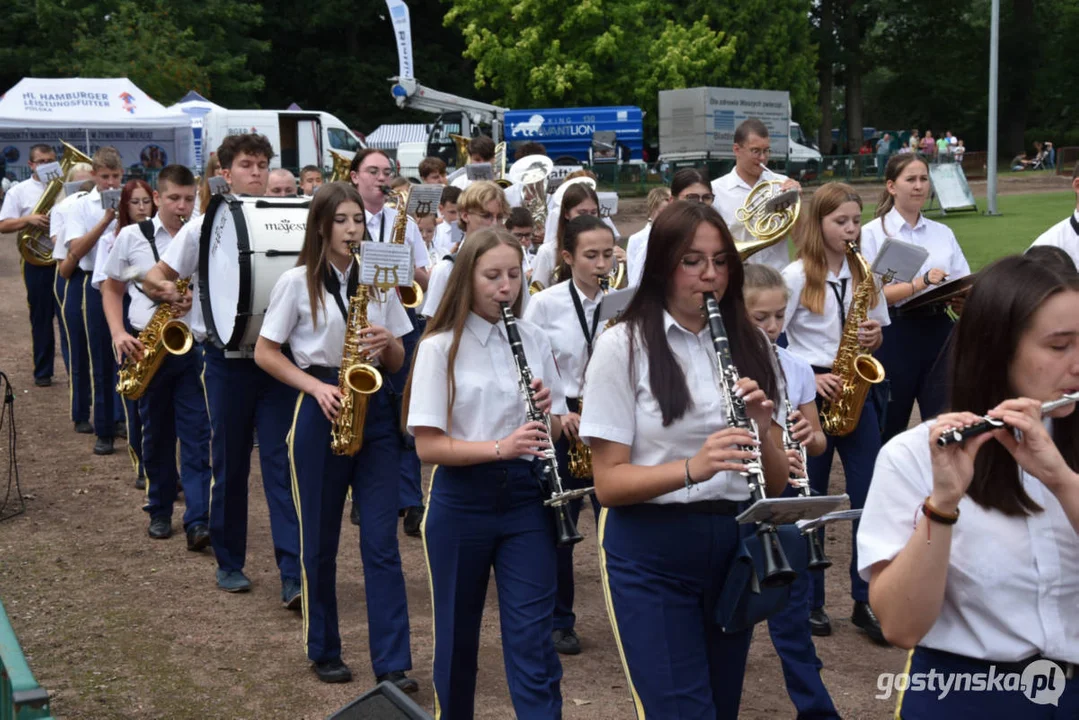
[
  {"xmin": 330, "ymin": 255, "xmax": 384, "ymax": 456},
  {"xmin": 19, "ymin": 140, "xmax": 93, "ymax": 266},
  {"xmin": 116, "ymin": 278, "xmax": 194, "ymax": 400},
  {"xmin": 819, "ymin": 241, "xmax": 886, "ymax": 436},
  {"xmin": 328, "ymin": 150, "xmax": 352, "ymax": 183},
  {"xmin": 386, "ymin": 187, "xmax": 424, "ymax": 308}
]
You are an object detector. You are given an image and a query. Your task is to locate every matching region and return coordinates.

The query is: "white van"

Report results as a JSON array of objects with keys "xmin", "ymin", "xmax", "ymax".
[
  {"xmin": 200, "ymin": 109, "xmax": 365, "ymax": 175},
  {"xmin": 788, "ymin": 121, "xmax": 821, "ymax": 179}
]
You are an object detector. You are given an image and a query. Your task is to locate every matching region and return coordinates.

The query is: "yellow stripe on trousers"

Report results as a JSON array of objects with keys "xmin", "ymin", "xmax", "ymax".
[
  {"xmin": 285, "ymin": 392, "xmax": 311, "ymax": 655},
  {"xmin": 894, "ymin": 648, "xmax": 915, "ymax": 719},
  {"xmin": 597, "ymin": 507, "xmax": 647, "ymax": 719},
  {"xmin": 419, "ymin": 464, "xmax": 441, "ymax": 720}
]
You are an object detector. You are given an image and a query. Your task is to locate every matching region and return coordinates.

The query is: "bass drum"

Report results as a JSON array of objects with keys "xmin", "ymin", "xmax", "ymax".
[{"xmin": 199, "ymin": 194, "xmax": 310, "ymax": 351}]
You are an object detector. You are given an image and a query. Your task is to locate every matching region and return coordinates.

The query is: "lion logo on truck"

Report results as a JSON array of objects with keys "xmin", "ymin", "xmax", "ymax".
[{"xmin": 511, "ymin": 114, "xmax": 545, "ymax": 137}]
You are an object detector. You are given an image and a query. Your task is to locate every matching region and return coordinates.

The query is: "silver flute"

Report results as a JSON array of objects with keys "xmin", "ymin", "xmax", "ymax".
[{"xmin": 936, "ymin": 392, "xmax": 1079, "ymax": 447}]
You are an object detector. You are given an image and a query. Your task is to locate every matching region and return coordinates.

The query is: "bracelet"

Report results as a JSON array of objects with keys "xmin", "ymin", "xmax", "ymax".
[
  {"xmin": 923, "ymin": 271, "xmax": 933, "ymax": 287},
  {"xmin": 684, "ymin": 458, "xmax": 695, "ymax": 490},
  {"xmin": 494, "ymin": 439, "xmax": 502, "ymax": 460},
  {"xmin": 922, "ymin": 495, "xmax": 960, "ymax": 525}
]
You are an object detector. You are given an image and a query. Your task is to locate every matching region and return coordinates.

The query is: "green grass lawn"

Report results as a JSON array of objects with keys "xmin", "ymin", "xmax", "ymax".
[{"xmin": 860, "ymin": 191, "xmax": 1075, "ymax": 271}]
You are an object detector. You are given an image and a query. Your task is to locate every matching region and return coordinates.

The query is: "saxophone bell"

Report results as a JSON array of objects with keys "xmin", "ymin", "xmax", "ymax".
[
  {"xmin": 344, "ymin": 362, "xmax": 382, "ymax": 395},
  {"xmin": 161, "ymin": 320, "xmax": 193, "ymax": 356}
]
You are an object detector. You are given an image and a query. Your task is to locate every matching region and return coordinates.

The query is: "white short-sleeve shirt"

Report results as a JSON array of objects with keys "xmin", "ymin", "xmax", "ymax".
[
  {"xmin": 860, "ymin": 207, "xmax": 971, "ymax": 307},
  {"xmin": 579, "ymin": 314, "xmax": 759, "ymax": 504},
  {"xmin": 776, "ymin": 345, "xmax": 816, "ymax": 408},
  {"xmin": 158, "ymin": 215, "xmax": 209, "ymax": 339},
  {"xmin": 1029, "ymin": 211, "xmax": 1079, "ymax": 266},
  {"xmin": 626, "ymin": 222, "xmax": 651, "ymax": 289},
  {"xmin": 406, "ymin": 312, "xmax": 568, "ymax": 458},
  {"xmin": 523, "ymin": 279, "xmax": 605, "ymax": 398},
  {"xmin": 0, "ymin": 177, "xmax": 46, "ymax": 222},
  {"xmin": 781, "ymin": 257, "xmax": 891, "ymax": 369},
  {"xmin": 365, "ymin": 206, "xmax": 430, "ymax": 270},
  {"xmin": 421, "ymin": 243, "xmax": 531, "ymax": 320},
  {"xmin": 432, "ymin": 221, "xmax": 463, "ymax": 260},
  {"xmin": 712, "ymin": 167, "xmax": 792, "ymax": 272},
  {"xmin": 49, "ymin": 191, "xmax": 89, "ymax": 261},
  {"xmin": 858, "ymin": 421, "xmax": 1079, "ymax": 663},
  {"xmin": 65, "ymin": 189, "xmax": 117, "ymax": 273}
]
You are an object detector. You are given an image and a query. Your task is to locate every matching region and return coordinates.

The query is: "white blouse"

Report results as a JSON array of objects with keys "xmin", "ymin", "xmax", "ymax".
[
  {"xmin": 523, "ymin": 278, "xmax": 605, "ymax": 398},
  {"xmin": 858, "ymin": 421, "xmax": 1079, "ymax": 663},
  {"xmin": 407, "ymin": 312, "xmax": 568, "ymax": 458},
  {"xmin": 260, "ymin": 263, "xmax": 413, "ymax": 370}
]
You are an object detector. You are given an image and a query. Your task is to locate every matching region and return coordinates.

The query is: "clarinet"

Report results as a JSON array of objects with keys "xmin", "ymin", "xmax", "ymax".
[
  {"xmin": 498, "ymin": 302, "xmax": 591, "ymax": 547},
  {"xmin": 772, "ymin": 344, "xmax": 832, "ymax": 571},
  {"xmin": 703, "ymin": 293, "xmax": 795, "ymax": 588}
]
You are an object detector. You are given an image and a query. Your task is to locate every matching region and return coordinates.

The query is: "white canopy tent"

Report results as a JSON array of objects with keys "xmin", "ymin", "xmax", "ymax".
[
  {"xmin": 0, "ymin": 77, "xmax": 195, "ymax": 176},
  {"xmin": 167, "ymin": 90, "xmax": 227, "ymax": 170}
]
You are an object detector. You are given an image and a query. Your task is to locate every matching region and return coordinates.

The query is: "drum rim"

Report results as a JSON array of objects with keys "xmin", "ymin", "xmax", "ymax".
[{"xmin": 199, "ymin": 194, "xmax": 252, "ymax": 350}]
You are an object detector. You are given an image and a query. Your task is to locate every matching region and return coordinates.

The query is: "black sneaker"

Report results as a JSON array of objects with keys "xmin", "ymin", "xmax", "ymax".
[
  {"xmin": 852, "ymin": 601, "xmax": 888, "ymax": 646},
  {"xmin": 74, "ymin": 421, "xmax": 94, "ymax": 434},
  {"xmin": 148, "ymin": 516, "xmax": 172, "ymax": 539},
  {"xmin": 809, "ymin": 608, "xmax": 832, "ymax": 637},
  {"xmin": 552, "ymin": 628, "xmax": 581, "ymax": 655},
  {"xmin": 376, "ymin": 670, "xmax": 418, "ymax": 694},
  {"xmin": 186, "ymin": 523, "xmax": 210, "ymax": 551},
  {"xmin": 281, "ymin": 578, "xmax": 302, "ymax": 610},
  {"xmin": 135, "ymin": 475, "xmax": 146, "ymax": 490},
  {"xmin": 93, "ymin": 437, "xmax": 115, "ymax": 456},
  {"xmin": 314, "ymin": 659, "xmax": 352, "ymax": 684},
  {"xmin": 34, "ymin": 377, "xmax": 52, "ymax": 387},
  {"xmin": 402, "ymin": 505, "xmax": 424, "ymax": 537}
]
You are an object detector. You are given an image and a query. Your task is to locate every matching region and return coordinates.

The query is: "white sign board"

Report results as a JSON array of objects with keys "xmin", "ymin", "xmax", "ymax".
[
  {"xmin": 659, "ymin": 87, "xmax": 791, "ymax": 159},
  {"xmin": 928, "ymin": 163, "xmax": 978, "ymax": 212}
]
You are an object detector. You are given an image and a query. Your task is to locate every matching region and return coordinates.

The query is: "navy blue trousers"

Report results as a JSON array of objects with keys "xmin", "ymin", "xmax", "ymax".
[
  {"xmin": 51, "ymin": 267, "xmax": 70, "ymax": 377},
  {"xmin": 391, "ymin": 308, "xmax": 424, "ymax": 510},
  {"xmin": 552, "ymin": 412, "xmax": 601, "ymax": 632},
  {"xmin": 896, "ymin": 647, "xmax": 1079, "ymax": 719},
  {"xmin": 877, "ymin": 312, "xmax": 953, "ymax": 443},
  {"xmin": 203, "ymin": 345, "xmax": 301, "ymax": 586},
  {"xmin": 423, "ymin": 461, "xmax": 562, "ymax": 720},
  {"xmin": 600, "ymin": 503, "xmax": 752, "ymax": 719},
  {"xmin": 806, "ymin": 391, "xmax": 880, "ymax": 608},
  {"xmin": 140, "ymin": 347, "xmax": 211, "ymax": 529},
  {"xmin": 60, "ymin": 269, "xmax": 90, "ymax": 424},
  {"xmin": 289, "ymin": 378, "xmax": 411, "ymax": 673},
  {"xmin": 83, "ymin": 280, "xmax": 123, "ymax": 440},
  {"xmin": 21, "ymin": 260, "xmax": 56, "ymax": 383}
]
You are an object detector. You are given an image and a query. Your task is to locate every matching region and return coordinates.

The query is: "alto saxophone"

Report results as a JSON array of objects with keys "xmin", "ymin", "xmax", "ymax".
[
  {"xmin": 819, "ymin": 241, "xmax": 886, "ymax": 437},
  {"xmin": 330, "ymin": 254, "xmax": 383, "ymax": 456},
  {"xmin": 385, "ymin": 187, "xmax": 424, "ymax": 308},
  {"xmin": 116, "ymin": 279, "xmax": 194, "ymax": 400}
]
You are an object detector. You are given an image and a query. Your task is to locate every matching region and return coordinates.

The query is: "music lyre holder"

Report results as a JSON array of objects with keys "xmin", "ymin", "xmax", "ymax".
[
  {"xmin": 544, "ymin": 486, "xmax": 594, "ymax": 508},
  {"xmin": 736, "ymin": 494, "xmax": 850, "ymax": 528}
]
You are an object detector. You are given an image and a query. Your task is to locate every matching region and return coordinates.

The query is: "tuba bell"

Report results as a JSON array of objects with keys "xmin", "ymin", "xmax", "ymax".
[
  {"xmin": 328, "ymin": 150, "xmax": 352, "ymax": 183},
  {"xmin": 18, "ymin": 140, "xmax": 92, "ymax": 266},
  {"xmin": 449, "ymin": 133, "xmax": 471, "ymax": 169},
  {"xmin": 734, "ymin": 165, "xmax": 801, "ymax": 261}
]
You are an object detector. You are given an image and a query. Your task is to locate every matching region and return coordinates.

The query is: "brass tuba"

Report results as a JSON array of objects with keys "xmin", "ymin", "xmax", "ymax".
[
  {"xmin": 328, "ymin": 150, "xmax": 352, "ymax": 183},
  {"xmin": 330, "ymin": 249, "xmax": 384, "ymax": 456},
  {"xmin": 385, "ymin": 186, "xmax": 424, "ymax": 308},
  {"xmin": 116, "ymin": 279, "xmax": 194, "ymax": 400},
  {"xmin": 449, "ymin": 134, "xmax": 471, "ymax": 169},
  {"xmin": 819, "ymin": 241, "xmax": 886, "ymax": 436},
  {"xmin": 18, "ymin": 140, "xmax": 92, "ymax": 266},
  {"xmin": 734, "ymin": 174, "xmax": 801, "ymax": 261}
]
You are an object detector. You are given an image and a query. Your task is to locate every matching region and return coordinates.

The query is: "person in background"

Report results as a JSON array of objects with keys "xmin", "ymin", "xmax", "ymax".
[
  {"xmin": 299, "ymin": 165, "xmax": 323, "ymax": 196},
  {"xmin": 197, "ymin": 153, "xmax": 222, "ymax": 216},
  {"xmin": 505, "ymin": 207, "xmax": 536, "ymax": 267},
  {"xmin": 268, "ymin": 169, "xmax": 298, "ymax": 197},
  {"xmin": 419, "ymin": 157, "xmax": 447, "ymax": 185},
  {"xmin": 626, "ymin": 186, "xmax": 672, "ymax": 287},
  {"xmin": 1029, "ymin": 161, "xmax": 1079, "ymax": 267},
  {"xmin": 431, "ymin": 186, "xmax": 462, "ymax": 258},
  {"xmin": 415, "ymin": 212, "xmax": 436, "ymax": 255}
]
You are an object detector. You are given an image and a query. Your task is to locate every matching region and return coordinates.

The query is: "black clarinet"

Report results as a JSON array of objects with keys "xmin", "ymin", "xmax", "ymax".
[
  {"xmin": 703, "ymin": 293, "xmax": 796, "ymax": 588},
  {"xmin": 772, "ymin": 345, "xmax": 832, "ymax": 571},
  {"xmin": 499, "ymin": 302, "xmax": 590, "ymax": 547}
]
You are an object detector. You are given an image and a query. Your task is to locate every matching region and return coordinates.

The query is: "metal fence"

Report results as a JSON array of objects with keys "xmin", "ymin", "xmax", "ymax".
[{"xmin": 0, "ymin": 599, "xmax": 52, "ymax": 720}]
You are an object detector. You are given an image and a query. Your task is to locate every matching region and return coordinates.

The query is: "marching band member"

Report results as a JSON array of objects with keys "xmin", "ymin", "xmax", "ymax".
[
  {"xmin": 712, "ymin": 118, "xmax": 802, "ymax": 272},
  {"xmin": 627, "ymin": 170, "xmax": 711, "ymax": 288},
  {"xmin": 528, "ymin": 179, "xmax": 601, "ymax": 292},
  {"xmin": 422, "ymin": 181, "xmax": 513, "ymax": 318},
  {"xmin": 103, "ymin": 166, "xmax": 211, "ymax": 546},
  {"xmin": 60, "ymin": 147, "xmax": 124, "ymax": 456},
  {"xmin": 859, "ymin": 254, "xmax": 1079, "ymax": 717},
  {"xmin": 196, "ymin": 153, "xmax": 222, "ymax": 216},
  {"xmin": 431, "ymin": 185, "xmax": 462, "ymax": 258},
  {"xmin": 0, "ymin": 144, "xmax": 60, "ymax": 388},
  {"xmin": 523, "ymin": 215, "xmax": 613, "ymax": 656},
  {"xmin": 580, "ymin": 200, "xmax": 787, "ymax": 717},
  {"xmin": 95, "ymin": 178, "xmax": 155, "ymax": 488},
  {"xmin": 49, "ymin": 166, "xmax": 94, "ymax": 434},
  {"xmin": 254, "ymin": 182, "xmax": 417, "ymax": 690},
  {"xmin": 1029, "ymin": 162, "xmax": 1079, "ymax": 266},
  {"xmin": 743, "ymin": 263, "xmax": 839, "ymax": 718},
  {"xmin": 860, "ymin": 153, "xmax": 971, "ymax": 443},
  {"xmin": 506, "ymin": 207, "xmax": 536, "ymax": 274},
  {"xmin": 782, "ymin": 183, "xmax": 889, "ymax": 642},
  {"xmin": 404, "ymin": 227, "xmax": 567, "ymax": 719},
  {"xmin": 144, "ymin": 134, "xmax": 302, "ymax": 603},
  {"xmin": 625, "ymin": 186, "xmax": 671, "ymax": 288},
  {"xmin": 450, "ymin": 135, "xmax": 497, "ymax": 191}
]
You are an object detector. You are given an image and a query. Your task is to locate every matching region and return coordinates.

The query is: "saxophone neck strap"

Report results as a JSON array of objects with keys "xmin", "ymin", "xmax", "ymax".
[
  {"xmin": 827, "ymin": 277, "xmax": 849, "ymax": 327},
  {"xmin": 323, "ymin": 262, "xmax": 360, "ymax": 323}
]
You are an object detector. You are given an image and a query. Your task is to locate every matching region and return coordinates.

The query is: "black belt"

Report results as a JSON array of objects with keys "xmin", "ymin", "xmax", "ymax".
[
  {"xmin": 811, "ymin": 365, "xmax": 832, "ymax": 375},
  {"xmin": 567, "ymin": 396, "xmax": 581, "ymax": 413},
  {"xmin": 629, "ymin": 499, "xmax": 742, "ymax": 516},
  {"xmin": 305, "ymin": 365, "xmax": 339, "ymax": 381},
  {"xmin": 920, "ymin": 646, "xmax": 1076, "ymax": 681}
]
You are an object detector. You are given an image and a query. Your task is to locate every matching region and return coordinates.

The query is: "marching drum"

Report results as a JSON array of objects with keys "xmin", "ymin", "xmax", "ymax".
[{"xmin": 199, "ymin": 195, "xmax": 311, "ymax": 352}]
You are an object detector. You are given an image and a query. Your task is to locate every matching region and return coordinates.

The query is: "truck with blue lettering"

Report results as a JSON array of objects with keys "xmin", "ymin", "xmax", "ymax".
[{"xmin": 503, "ymin": 106, "xmax": 644, "ymax": 163}]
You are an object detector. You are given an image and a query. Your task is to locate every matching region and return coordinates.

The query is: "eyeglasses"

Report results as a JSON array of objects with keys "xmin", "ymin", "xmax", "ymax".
[
  {"xmin": 682, "ymin": 193, "xmax": 715, "ymax": 204},
  {"xmin": 679, "ymin": 254, "xmax": 728, "ymax": 275},
  {"xmin": 511, "ymin": 231, "xmax": 533, "ymax": 241},
  {"xmin": 362, "ymin": 167, "xmax": 395, "ymax": 179},
  {"xmin": 739, "ymin": 146, "xmax": 771, "ymax": 158}
]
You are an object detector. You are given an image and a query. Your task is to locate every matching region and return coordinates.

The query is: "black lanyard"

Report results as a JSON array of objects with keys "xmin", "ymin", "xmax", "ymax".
[
  {"xmin": 370, "ymin": 211, "xmax": 385, "ymax": 243},
  {"xmin": 1070, "ymin": 214, "xmax": 1079, "ymax": 237},
  {"xmin": 323, "ymin": 264, "xmax": 359, "ymax": 323},
  {"xmin": 568, "ymin": 282, "xmax": 601, "ymax": 355},
  {"xmin": 828, "ymin": 278, "xmax": 848, "ymax": 327},
  {"xmin": 138, "ymin": 220, "xmax": 159, "ymax": 261}
]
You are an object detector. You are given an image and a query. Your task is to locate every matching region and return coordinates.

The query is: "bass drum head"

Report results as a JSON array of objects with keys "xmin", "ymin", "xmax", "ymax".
[{"xmin": 200, "ymin": 195, "xmax": 245, "ymax": 348}]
